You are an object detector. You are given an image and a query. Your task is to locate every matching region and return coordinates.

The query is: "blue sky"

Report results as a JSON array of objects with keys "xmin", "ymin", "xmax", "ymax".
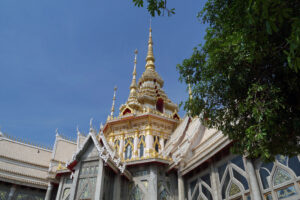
[{"xmin": 0, "ymin": 0, "xmax": 207, "ymax": 147}]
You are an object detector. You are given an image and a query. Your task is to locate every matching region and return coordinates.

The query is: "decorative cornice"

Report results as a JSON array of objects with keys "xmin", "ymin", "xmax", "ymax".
[
  {"xmin": 0, "ymin": 167, "xmax": 48, "ymax": 182},
  {"xmin": 0, "ymin": 133, "xmax": 53, "ymax": 151},
  {"xmin": 0, "ymin": 173, "xmax": 48, "ymax": 188},
  {"xmin": 0, "ymin": 154, "xmax": 49, "ymax": 168}
]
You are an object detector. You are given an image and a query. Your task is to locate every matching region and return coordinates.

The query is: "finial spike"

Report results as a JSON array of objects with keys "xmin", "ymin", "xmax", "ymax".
[
  {"xmin": 89, "ymin": 118, "xmax": 93, "ymax": 131},
  {"xmin": 100, "ymin": 122, "xmax": 104, "ymax": 131},
  {"xmin": 56, "ymin": 128, "xmax": 59, "ymax": 136},
  {"xmin": 110, "ymin": 87, "xmax": 117, "ymax": 118},
  {"xmin": 127, "ymin": 50, "xmax": 139, "ymax": 104},
  {"xmin": 77, "ymin": 125, "xmax": 80, "ymax": 135},
  {"xmin": 130, "ymin": 49, "xmax": 138, "ymax": 92}
]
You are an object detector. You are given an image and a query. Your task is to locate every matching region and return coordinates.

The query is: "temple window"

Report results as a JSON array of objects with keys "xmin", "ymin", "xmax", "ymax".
[
  {"xmin": 124, "ymin": 137, "xmax": 134, "ymax": 160},
  {"xmin": 129, "ymin": 183, "xmax": 144, "ymax": 200},
  {"xmin": 188, "ymin": 170, "xmax": 213, "ymax": 200},
  {"xmin": 217, "ymin": 156, "xmax": 250, "ymax": 200},
  {"xmin": 257, "ymin": 155, "xmax": 300, "ymax": 200},
  {"xmin": 156, "ymin": 98, "xmax": 164, "ymax": 113},
  {"xmin": 138, "ymin": 135, "xmax": 145, "ymax": 158},
  {"xmin": 60, "ymin": 176, "xmax": 73, "ymax": 200},
  {"xmin": 75, "ymin": 161, "xmax": 98, "ymax": 200},
  {"xmin": 153, "ymin": 136, "xmax": 161, "ymax": 153},
  {"xmin": 62, "ymin": 188, "xmax": 70, "ymax": 200},
  {"xmin": 158, "ymin": 180, "xmax": 171, "ymax": 200},
  {"xmin": 0, "ymin": 184, "xmax": 10, "ymax": 200},
  {"xmin": 114, "ymin": 139, "xmax": 120, "ymax": 152},
  {"xmin": 12, "ymin": 189, "xmax": 45, "ymax": 200}
]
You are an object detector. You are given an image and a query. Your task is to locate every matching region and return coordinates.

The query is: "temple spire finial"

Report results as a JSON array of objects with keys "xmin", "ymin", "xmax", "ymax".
[
  {"xmin": 130, "ymin": 49, "xmax": 138, "ymax": 93},
  {"xmin": 110, "ymin": 87, "xmax": 117, "ymax": 118},
  {"xmin": 145, "ymin": 21, "xmax": 155, "ymax": 70}
]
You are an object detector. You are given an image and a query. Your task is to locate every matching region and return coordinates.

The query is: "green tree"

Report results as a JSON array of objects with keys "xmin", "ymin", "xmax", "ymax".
[{"xmin": 133, "ymin": 0, "xmax": 300, "ymax": 161}]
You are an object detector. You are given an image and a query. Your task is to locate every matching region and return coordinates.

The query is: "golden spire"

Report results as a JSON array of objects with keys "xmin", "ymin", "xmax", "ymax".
[
  {"xmin": 130, "ymin": 49, "xmax": 138, "ymax": 92},
  {"xmin": 145, "ymin": 23, "xmax": 155, "ymax": 70},
  {"xmin": 110, "ymin": 87, "xmax": 117, "ymax": 118}
]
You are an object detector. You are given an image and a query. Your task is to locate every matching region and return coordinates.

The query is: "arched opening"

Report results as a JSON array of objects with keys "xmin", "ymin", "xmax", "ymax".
[
  {"xmin": 124, "ymin": 137, "xmax": 133, "ymax": 160},
  {"xmin": 156, "ymin": 98, "xmax": 164, "ymax": 113},
  {"xmin": 153, "ymin": 136, "xmax": 161, "ymax": 153},
  {"xmin": 123, "ymin": 108, "xmax": 131, "ymax": 115},
  {"xmin": 138, "ymin": 135, "xmax": 145, "ymax": 158}
]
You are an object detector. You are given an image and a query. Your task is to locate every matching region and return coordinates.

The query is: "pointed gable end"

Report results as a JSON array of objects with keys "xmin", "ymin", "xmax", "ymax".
[{"xmin": 66, "ymin": 131, "xmax": 131, "ymax": 179}]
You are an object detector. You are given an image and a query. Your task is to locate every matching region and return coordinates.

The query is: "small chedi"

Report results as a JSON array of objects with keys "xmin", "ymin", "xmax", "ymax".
[{"xmin": 0, "ymin": 26, "xmax": 300, "ymax": 200}]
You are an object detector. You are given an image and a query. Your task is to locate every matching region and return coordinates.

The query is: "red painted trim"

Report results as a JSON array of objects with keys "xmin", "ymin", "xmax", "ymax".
[{"xmin": 67, "ymin": 160, "xmax": 78, "ymax": 170}]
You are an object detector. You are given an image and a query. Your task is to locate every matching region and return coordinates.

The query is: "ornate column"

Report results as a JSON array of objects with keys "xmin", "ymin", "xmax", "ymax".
[
  {"xmin": 7, "ymin": 185, "xmax": 16, "ymax": 200},
  {"xmin": 178, "ymin": 171, "xmax": 185, "ymax": 200},
  {"xmin": 45, "ymin": 183, "xmax": 53, "ymax": 200},
  {"xmin": 119, "ymin": 134, "xmax": 124, "ymax": 159},
  {"xmin": 245, "ymin": 158, "xmax": 262, "ymax": 200},
  {"xmin": 133, "ymin": 131, "xmax": 138, "ymax": 159},
  {"xmin": 145, "ymin": 124, "xmax": 153, "ymax": 157}
]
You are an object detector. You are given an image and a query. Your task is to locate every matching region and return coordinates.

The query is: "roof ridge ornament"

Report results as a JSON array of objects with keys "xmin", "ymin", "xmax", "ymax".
[
  {"xmin": 76, "ymin": 125, "xmax": 80, "ymax": 135},
  {"xmin": 100, "ymin": 122, "xmax": 104, "ymax": 132},
  {"xmin": 55, "ymin": 128, "xmax": 59, "ymax": 137},
  {"xmin": 89, "ymin": 118, "xmax": 94, "ymax": 132}
]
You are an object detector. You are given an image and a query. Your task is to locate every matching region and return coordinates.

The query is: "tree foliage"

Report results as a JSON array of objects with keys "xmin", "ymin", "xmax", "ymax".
[
  {"xmin": 132, "ymin": 0, "xmax": 175, "ymax": 16},
  {"xmin": 133, "ymin": 0, "xmax": 300, "ymax": 161}
]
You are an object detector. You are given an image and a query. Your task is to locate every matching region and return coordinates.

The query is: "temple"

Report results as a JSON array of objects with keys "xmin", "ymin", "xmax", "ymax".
[{"xmin": 1, "ymin": 27, "xmax": 300, "ymax": 200}]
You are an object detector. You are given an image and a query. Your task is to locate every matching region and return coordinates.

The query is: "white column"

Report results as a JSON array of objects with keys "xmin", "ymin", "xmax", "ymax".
[
  {"xmin": 145, "ymin": 125, "xmax": 153, "ymax": 157},
  {"xmin": 45, "ymin": 183, "xmax": 53, "ymax": 200},
  {"xmin": 7, "ymin": 185, "xmax": 16, "ymax": 200},
  {"xmin": 145, "ymin": 134, "xmax": 153, "ymax": 157},
  {"xmin": 159, "ymin": 137, "xmax": 164, "ymax": 152},
  {"xmin": 95, "ymin": 159, "xmax": 105, "ymax": 200},
  {"xmin": 119, "ymin": 135, "xmax": 124, "ymax": 159},
  {"xmin": 178, "ymin": 171, "xmax": 185, "ymax": 200},
  {"xmin": 210, "ymin": 162, "xmax": 221, "ymax": 200},
  {"xmin": 133, "ymin": 132, "xmax": 138, "ymax": 159},
  {"xmin": 69, "ymin": 164, "xmax": 80, "ymax": 200},
  {"xmin": 245, "ymin": 158, "xmax": 262, "ymax": 200},
  {"xmin": 113, "ymin": 174, "xmax": 121, "ymax": 200},
  {"xmin": 55, "ymin": 177, "xmax": 64, "ymax": 200},
  {"xmin": 148, "ymin": 166, "xmax": 158, "ymax": 199}
]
